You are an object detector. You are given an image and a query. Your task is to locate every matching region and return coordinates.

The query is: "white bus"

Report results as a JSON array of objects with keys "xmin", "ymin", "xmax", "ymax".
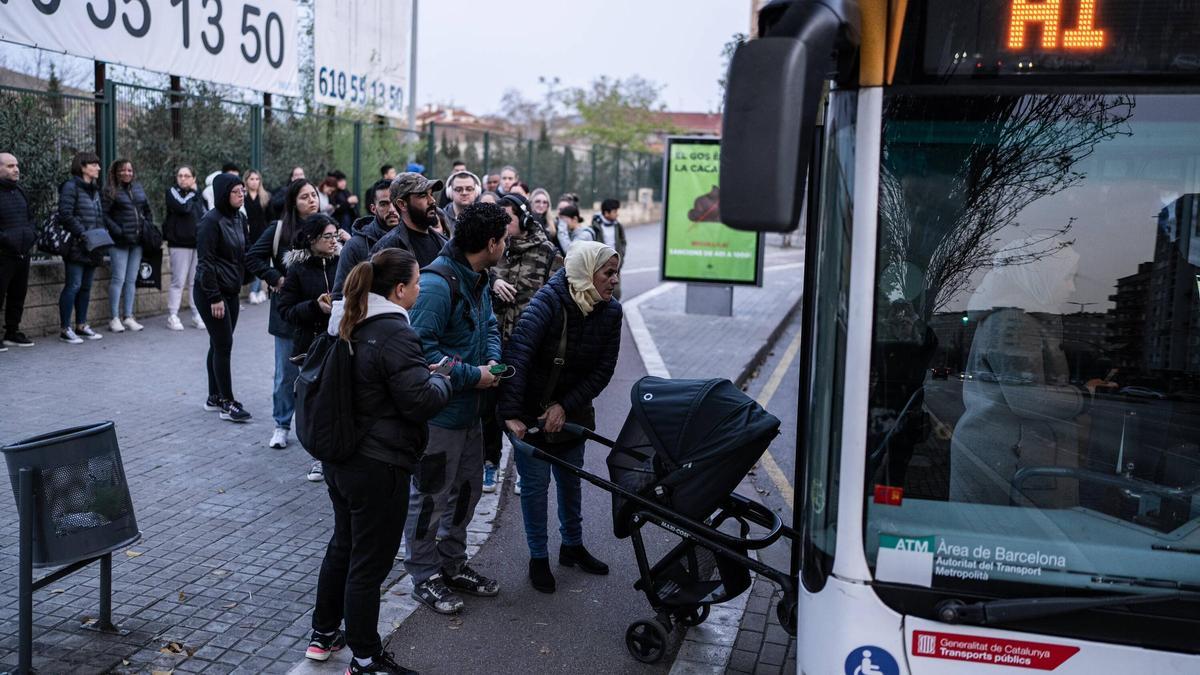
[{"xmin": 721, "ymin": 1, "xmax": 1200, "ymax": 672}]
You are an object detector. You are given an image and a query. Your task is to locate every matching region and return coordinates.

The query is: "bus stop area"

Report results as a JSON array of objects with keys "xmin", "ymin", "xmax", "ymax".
[{"xmin": 0, "ymin": 225, "xmax": 805, "ymax": 674}]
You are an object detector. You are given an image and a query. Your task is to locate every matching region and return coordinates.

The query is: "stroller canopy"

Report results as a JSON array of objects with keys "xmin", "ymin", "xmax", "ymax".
[
  {"xmin": 608, "ymin": 377, "xmax": 781, "ymax": 537},
  {"xmin": 629, "ymin": 377, "xmax": 779, "ymax": 468}
]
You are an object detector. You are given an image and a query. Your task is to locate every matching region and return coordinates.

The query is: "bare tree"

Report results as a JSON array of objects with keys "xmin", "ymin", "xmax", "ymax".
[{"xmin": 879, "ymin": 94, "xmax": 1135, "ymax": 316}]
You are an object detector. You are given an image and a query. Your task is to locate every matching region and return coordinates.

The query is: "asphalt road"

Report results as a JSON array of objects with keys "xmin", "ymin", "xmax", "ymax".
[{"xmin": 383, "ymin": 223, "xmax": 685, "ymax": 673}]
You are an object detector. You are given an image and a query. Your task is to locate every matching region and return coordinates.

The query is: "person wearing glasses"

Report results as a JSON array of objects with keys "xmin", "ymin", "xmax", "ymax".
[
  {"xmin": 333, "ymin": 179, "xmax": 398, "ymax": 296},
  {"xmin": 277, "ymin": 213, "xmax": 342, "ymax": 482},
  {"xmin": 443, "ymin": 170, "xmax": 482, "ymax": 223},
  {"xmin": 194, "ymin": 174, "xmax": 251, "ymax": 423},
  {"xmin": 369, "ymin": 172, "xmax": 448, "ymax": 269}
]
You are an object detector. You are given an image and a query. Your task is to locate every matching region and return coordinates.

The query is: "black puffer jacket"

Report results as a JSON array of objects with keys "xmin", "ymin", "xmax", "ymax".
[
  {"xmin": 102, "ymin": 181, "xmax": 152, "ymax": 247},
  {"xmin": 276, "ymin": 247, "xmax": 338, "ymax": 359},
  {"xmin": 163, "ymin": 185, "xmax": 206, "ymax": 248},
  {"xmin": 499, "ymin": 268, "xmax": 622, "ymax": 422},
  {"xmin": 349, "ymin": 303, "xmax": 452, "ymax": 470},
  {"xmin": 58, "ymin": 176, "xmax": 105, "ymax": 265},
  {"xmin": 0, "ymin": 178, "xmax": 35, "ymax": 258},
  {"xmin": 245, "ymin": 220, "xmax": 296, "ymax": 338},
  {"xmin": 333, "ymin": 215, "xmax": 392, "ymax": 295},
  {"xmin": 195, "ymin": 174, "xmax": 247, "ymax": 303}
]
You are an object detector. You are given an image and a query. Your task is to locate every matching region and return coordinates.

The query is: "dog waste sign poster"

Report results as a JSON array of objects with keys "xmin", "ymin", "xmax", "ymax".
[{"xmin": 661, "ymin": 137, "xmax": 763, "ymax": 285}]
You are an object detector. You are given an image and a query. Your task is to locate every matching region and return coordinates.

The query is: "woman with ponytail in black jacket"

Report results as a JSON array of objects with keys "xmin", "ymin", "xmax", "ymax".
[{"xmin": 305, "ymin": 248, "xmax": 450, "ymax": 675}]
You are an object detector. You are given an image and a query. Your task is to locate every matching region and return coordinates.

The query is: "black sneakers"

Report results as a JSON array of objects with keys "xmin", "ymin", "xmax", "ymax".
[
  {"xmin": 203, "ymin": 395, "xmax": 224, "ymax": 412},
  {"xmin": 443, "ymin": 563, "xmax": 500, "ymax": 597},
  {"xmin": 412, "ymin": 574, "xmax": 464, "ymax": 614},
  {"xmin": 304, "ymin": 629, "xmax": 345, "ymax": 661},
  {"xmin": 3, "ymin": 332, "xmax": 33, "ymax": 348},
  {"xmin": 347, "ymin": 651, "xmax": 418, "ymax": 674},
  {"xmin": 220, "ymin": 399, "xmax": 252, "ymax": 422}
]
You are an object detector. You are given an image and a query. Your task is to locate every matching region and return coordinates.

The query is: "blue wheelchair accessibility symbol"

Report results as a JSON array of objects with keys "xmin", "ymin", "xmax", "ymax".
[{"xmin": 845, "ymin": 645, "xmax": 899, "ymax": 675}]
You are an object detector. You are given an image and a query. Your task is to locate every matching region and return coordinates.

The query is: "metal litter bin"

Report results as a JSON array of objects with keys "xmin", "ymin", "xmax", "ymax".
[{"xmin": 3, "ymin": 421, "xmax": 141, "ymax": 674}]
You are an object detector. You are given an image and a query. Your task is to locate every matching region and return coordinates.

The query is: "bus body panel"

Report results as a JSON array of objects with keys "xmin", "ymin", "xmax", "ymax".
[{"xmin": 798, "ymin": 575, "xmax": 908, "ymax": 675}]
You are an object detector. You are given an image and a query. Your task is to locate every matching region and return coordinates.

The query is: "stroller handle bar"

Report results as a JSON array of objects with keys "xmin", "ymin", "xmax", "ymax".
[
  {"xmin": 509, "ymin": 429, "xmax": 794, "ymax": 552},
  {"xmin": 521, "ymin": 420, "xmax": 616, "ymax": 449}
]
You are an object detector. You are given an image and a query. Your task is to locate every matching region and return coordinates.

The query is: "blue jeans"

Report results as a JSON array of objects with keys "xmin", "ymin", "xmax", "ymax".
[
  {"xmin": 512, "ymin": 438, "xmax": 585, "ymax": 559},
  {"xmin": 59, "ymin": 262, "xmax": 95, "ymax": 329},
  {"xmin": 108, "ymin": 245, "xmax": 143, "ymax": 318},
  {"xmin": 273, "ymin": 335, "xmax": 298, "ymax": 429},
  {"xmin": 249, "ymin": 278, "xmax": 262, "ymax": 294}
]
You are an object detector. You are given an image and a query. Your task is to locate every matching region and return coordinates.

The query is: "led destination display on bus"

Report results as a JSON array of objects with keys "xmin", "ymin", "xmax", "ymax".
[{"xmin": 924, "ymin": 0, "xmax": 1200, "ymax": 76}]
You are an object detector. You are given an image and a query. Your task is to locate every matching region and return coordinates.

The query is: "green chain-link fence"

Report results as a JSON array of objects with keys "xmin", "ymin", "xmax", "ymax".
[
  {"xmin": 424, "ymin": 123, "xmax": 662, "ymax": 207},
  {"xmin": 1, "ymin": 80, "xmax": 662, "ymax": 228}
]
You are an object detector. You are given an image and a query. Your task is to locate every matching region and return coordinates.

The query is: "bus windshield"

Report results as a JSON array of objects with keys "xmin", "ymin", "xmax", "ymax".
[{"xmin": 864, "ymin": 93, "xmax": 1200, "ymax": 622}]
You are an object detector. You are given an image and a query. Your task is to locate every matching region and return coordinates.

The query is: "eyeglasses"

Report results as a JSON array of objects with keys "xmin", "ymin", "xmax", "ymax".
[
  {"xmin": 317, "ymin": 233, "xmax": 338, "ymax": 241},
  {"xmin": 452, "ymin": 186, "xmax": 477, "ymax": 194},
  {"xmin": 229, "ymin": 188, "xmax": 246, "ymax": 195}
]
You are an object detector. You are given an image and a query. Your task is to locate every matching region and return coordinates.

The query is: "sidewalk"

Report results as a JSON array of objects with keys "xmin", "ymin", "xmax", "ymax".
[
  {"xmin": 0, "ymin": 302, "xmax": 512, "ymax": 675},
  {"xmin": 621, "ymin": 242, "xmax": 806, "ymax": 674}
]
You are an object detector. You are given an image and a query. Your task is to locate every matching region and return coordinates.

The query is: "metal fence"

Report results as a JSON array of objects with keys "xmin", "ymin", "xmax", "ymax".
[
  {"xmin": 424, "ymin": 122, "xmax": 664, "ymax": 206},
  {"xmin": 1, "ymin": 81, "xmax": 663, "ymax": 228}
]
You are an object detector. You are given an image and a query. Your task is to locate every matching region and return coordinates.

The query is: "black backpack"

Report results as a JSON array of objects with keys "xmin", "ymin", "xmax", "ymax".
[{"xmin": 293, "ymin": 317, "xmax": 385, "ymax": 462}]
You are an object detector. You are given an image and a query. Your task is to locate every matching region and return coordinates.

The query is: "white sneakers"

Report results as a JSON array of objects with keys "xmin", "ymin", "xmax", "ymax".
[
  {"xmin": 269, "ymin": 428, "xmax": 289, "ymax": 449},
  {"xmin": 109, "ymin": 317, "xmax": 144, "ymax": 333},
  {"xmin": 192, "ymin": 315, "xmax": 206, "ymax": 330},
  {"xmin": 166, "ymin": 315, "xmax": 184, "ymax": 331},
  {"xmin": 249, "ymin": 290, "xmax": 268, "ymax": 305}
]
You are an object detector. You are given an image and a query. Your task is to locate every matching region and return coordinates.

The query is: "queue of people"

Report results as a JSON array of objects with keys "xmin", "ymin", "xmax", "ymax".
[{"xmin": 0, "ymin": 150, "xmax": 628, "ymax": 673}]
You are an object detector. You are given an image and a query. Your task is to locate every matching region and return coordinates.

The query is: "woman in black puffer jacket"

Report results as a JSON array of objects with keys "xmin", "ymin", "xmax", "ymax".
[
  {"xmin": 306, "ymin": 248, "xmax": 449, "ymax": 672},
  {"xmin": 57, "ymin": 152, "xmax": 106, "ymax": 344},
  {"xmin": 277, "ymin": 214, "xmax": 340, "ymax": 364},
  {"xmin": 499, "ymin": 240, "xmax": 622, "ymax": 594},
  {"xmin": 102, "ymin": 158, "xmax": 153, "ymax": 333}
]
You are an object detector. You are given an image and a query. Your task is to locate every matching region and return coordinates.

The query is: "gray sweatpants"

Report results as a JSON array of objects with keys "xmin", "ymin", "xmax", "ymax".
[{"xmin": 404, "ymin": 422, "xmax": 484, "ymax": 585}]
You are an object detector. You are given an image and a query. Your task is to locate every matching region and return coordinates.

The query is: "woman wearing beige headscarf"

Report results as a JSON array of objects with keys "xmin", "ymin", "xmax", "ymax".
[{"xmin": 499, "ymin": 240, "xmax": 622, "ymax": 594}]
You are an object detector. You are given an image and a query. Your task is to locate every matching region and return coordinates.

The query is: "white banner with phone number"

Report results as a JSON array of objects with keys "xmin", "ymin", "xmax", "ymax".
[
  {"xmin": 312, "ymin": 0, "xmax": 410, "ymax": 119},
  {"xmin": 0, "ymin": 0, "xmax": 298, "ymax": 96}
]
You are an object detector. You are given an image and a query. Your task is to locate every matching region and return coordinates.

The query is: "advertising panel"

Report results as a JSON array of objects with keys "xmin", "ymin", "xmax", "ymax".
[
  {"xmin": 312, "ymin": 0, "xmax": 410, "ymax": 118},
  {"xmin": 662, "ymin": 137, "xmax": 762, "ymax": 285},
  {"xmin": 0, "ymin": 0, "xmax": 299, "ymax": 96}
]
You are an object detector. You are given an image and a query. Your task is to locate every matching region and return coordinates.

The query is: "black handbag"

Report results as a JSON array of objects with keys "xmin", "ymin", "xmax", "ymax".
[
  {"xmin": 139, "ymin": 222, "xmax": 163, "ymax": 251},
  {"xmin": 35, "ymin": 210, "xmax": 71, "ymax": 256}
]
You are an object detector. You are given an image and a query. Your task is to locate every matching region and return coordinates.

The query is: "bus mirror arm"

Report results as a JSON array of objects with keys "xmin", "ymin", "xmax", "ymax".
[{"xmin": 719, "ymin": 0, "xmax": 858, "ymax": 233}]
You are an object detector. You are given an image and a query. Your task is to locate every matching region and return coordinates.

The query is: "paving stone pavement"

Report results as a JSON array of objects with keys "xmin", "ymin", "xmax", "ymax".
[
  {"xmin": 725, "ymin": 578, "xmax": 797, "ymax": 675},
  {"xmin": 0, "ymin": 301, "xmax": 510, "ymax": 674}
]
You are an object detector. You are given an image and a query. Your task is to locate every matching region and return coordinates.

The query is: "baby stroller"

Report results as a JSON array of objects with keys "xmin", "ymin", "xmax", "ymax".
[{"xmin": 512, "ymin": 376, "xmax": 800, "ymax": 664}]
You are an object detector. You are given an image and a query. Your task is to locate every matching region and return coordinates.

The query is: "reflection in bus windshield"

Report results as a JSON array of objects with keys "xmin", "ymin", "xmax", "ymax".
[{"xmin": 867, "ymin": 94, "xmax": 1200, "ymax": 608}]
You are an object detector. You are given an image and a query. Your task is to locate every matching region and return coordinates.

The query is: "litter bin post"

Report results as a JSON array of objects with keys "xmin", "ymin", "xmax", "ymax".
[{"xmin": 18, "ymin": 467, "xmax": 33, "ymax": 674}]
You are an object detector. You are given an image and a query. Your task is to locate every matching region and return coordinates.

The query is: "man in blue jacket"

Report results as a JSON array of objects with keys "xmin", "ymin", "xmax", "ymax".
[{"xmin": 405, "ymin": 201, "xmax": 507, "ymax": 614}]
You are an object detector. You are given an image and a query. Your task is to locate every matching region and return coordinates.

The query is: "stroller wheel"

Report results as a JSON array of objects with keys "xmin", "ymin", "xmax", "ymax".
[
  {"xmin": 625, "ymin": 619, "xmax": 669, "ymax": 663},
  {"xmin": 777, "ymin": 594, "xmax": 798, "ymax": 636},
  {"xmin": 677, "ymin": 605, "xmax": 710, "ymax": 627}
]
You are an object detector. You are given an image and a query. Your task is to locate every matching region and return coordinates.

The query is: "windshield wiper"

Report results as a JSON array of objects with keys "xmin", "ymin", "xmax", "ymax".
[{"xmin": 935, "ymin": 590, "xmax": 1200, "ymax": 626}]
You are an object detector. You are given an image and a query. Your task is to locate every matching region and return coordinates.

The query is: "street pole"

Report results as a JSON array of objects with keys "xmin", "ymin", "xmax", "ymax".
[{"xmin": 407, "ymin": 0, "xmax": 419, "ymax": 163}]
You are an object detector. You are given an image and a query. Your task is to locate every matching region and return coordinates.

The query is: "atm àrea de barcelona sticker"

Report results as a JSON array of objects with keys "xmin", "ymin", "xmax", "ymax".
[{"xmin": 912, "ymin": 630, "xmax": 1080, "ymax": 670}]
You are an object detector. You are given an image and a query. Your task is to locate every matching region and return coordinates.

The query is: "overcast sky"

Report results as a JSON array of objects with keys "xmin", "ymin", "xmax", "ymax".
[{"xmin": 416, "ymin": 0, "xmax": 750, "ymax": 115}]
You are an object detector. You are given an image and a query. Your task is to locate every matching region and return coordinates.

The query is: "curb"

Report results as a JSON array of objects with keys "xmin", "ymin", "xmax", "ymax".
[{"xmin": 624, "ymin": 276, "xmax": 804, "ymax": 673}]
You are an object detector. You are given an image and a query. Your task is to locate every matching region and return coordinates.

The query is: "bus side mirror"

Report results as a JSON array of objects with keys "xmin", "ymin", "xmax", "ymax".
[{"xmin": 720, "ymin": 38, "xmax": 813, "ymax": 233}]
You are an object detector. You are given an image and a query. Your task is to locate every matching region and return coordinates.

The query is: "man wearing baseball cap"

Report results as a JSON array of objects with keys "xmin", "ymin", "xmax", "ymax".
[{"xmin": 369, "ymin": 172, "xmax": 448, "ymax": 268}]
